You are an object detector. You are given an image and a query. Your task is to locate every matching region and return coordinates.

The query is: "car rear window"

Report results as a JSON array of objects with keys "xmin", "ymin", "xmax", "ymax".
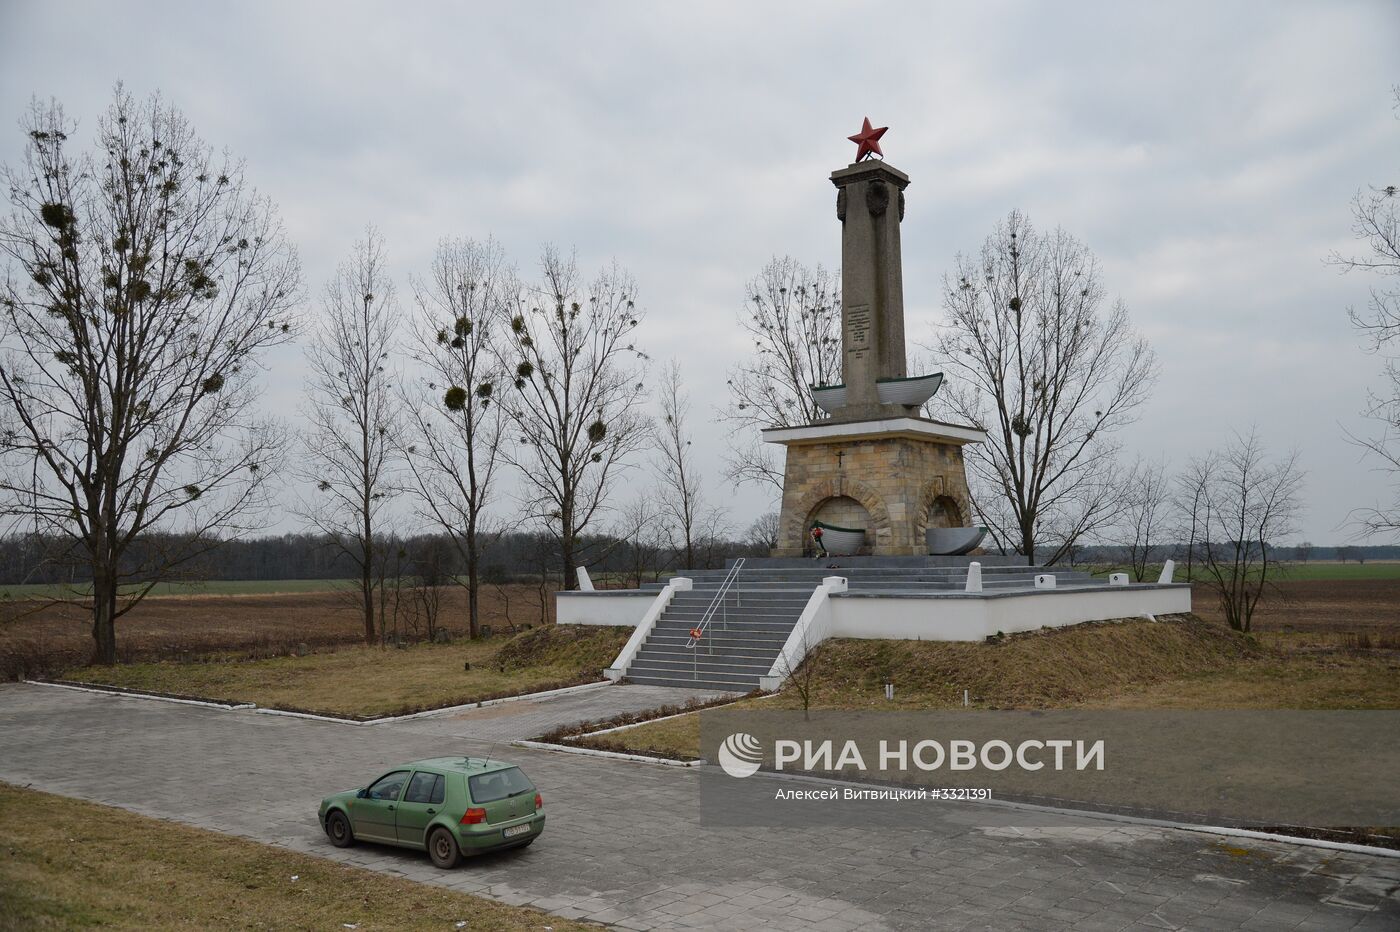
[{"xmin": 469, "ymin": 767, "xmax": 534, "ymax": 803}]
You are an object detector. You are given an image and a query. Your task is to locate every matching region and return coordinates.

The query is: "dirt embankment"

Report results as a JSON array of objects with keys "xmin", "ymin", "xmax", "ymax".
[{"xmin": 809, "ymin": 614, "xmax": 1260, "ymax": 709}]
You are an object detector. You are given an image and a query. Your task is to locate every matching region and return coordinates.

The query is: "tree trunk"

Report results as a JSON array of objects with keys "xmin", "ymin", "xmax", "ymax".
[
  {"xmin": 361, "ymin": 560, "xmax": 375, "ymax": 644},
  {"xmin": 466, "ymin": 550, "xmax": 480, "ymax": 640},
  {"xmin": 560, "ymin": 514, "xmax": 576, "ymax": 591},
  {"xmin": 91, "ymin": 569, "xmax": 118, "ymax": 666}
]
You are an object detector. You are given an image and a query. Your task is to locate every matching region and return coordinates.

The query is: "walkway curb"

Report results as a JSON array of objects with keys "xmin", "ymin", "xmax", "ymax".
[
  {"xmin": 570, "ymin": 689, "xmax": 771, "ymax": 738},
  {"xmin": 364, "ymin": 680, "xmax": 611, "ymax": 724},
  {"xmin": 512, "ymin": 738, "xmax": 702, "ymax": 767},
  {"xmin": 250, "ymin": 707, "xmax": 366, "ymax": 724},
  {"xmin": 24, "ymin": 678, "xmax": 612, "ymax": 725},
  {"xmin": 24, "ymin": 680, "xmax": 255, "ymax": 711}
]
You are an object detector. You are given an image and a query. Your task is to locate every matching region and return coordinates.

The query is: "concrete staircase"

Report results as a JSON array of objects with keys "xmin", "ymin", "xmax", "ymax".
[
  {"xmin": 621, "ymin": 559, "xmax": 1104, "ymax": 691},
  {"xmin": 624, "ymin": 582, "xmax": 806, "ymax": 691}
]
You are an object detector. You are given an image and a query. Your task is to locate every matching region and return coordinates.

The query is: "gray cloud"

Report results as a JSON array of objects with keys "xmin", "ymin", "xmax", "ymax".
[{"xmin": 1, "ymin": 0, "xmax": 1395, "ymax": 543}]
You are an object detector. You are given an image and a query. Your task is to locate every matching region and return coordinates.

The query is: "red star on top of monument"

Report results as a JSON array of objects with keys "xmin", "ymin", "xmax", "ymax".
[{"xmin": 847, "ymin": 117, "xmax": 888, "ymax": 162}]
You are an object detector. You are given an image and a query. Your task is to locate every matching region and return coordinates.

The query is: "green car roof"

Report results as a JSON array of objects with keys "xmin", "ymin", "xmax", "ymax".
[{"xmin": 404, "ymin": 756, "xmax": 519, "ymax": 774}]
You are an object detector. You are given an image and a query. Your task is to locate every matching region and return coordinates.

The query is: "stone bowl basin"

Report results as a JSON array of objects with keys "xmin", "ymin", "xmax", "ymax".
[
  {"xmin": 811, "ymin": 384, "xmax": 847, "ymax": 415},
  {"xmin": 876, "ymin": 372, "xmax": 943, "ymax": 407},
  {"xmin": 926, "ymin": 526, "xmax": 987, "ymax": 556},
  {"xmin": 814, "ymin": 520, "xmax": 865, "ymax": 555},
  {"xmin": 810, "ymin": 373, "xmax": 943, "ymax": 415}
]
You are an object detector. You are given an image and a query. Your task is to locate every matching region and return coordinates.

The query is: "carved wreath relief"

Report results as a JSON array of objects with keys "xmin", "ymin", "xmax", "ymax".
[{"xmin": 865, "ymin": 179, "xmax": 889, "ymax": 217}]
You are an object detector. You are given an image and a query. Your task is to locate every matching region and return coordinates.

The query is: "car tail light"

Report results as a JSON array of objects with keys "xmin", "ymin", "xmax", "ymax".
[
  {"xmin": 534, "ymin": 792, "xmax": 543, "ymax": 810},
  {"xmin": 460, "ymin": 807, "xmax": 487, "ymax": 825}
]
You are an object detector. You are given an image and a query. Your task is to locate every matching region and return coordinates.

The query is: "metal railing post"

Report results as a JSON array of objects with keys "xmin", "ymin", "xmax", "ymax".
[{"xmin": 686, "ymin": 558, "xmax": 745, "ymax": 650}]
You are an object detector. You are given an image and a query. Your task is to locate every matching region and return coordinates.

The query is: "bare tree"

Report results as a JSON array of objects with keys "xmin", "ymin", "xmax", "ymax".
[
  {"xmin": 694, "ymin": 508, "xmax": 734, "ymax": 569},
  {"xmin": 1183, "ymin": 431, "xmax": 1303, "ymax": 632},
  {"xmin": 746, "ymin": 511, "xmax": 781, "ymax": 551},
  {"xmin": 0, "ymin": 89, "xmax": 300, "ymax": 664},
  {"xmin": 720, "ymin": 257, "xmax": 840, "ymax": 490},
  {"xmin": 297, "ymin": 229, "xmax": 400, "ymax": 644},
  {"xmin": 614, "ymin": 490, "xmax": 672, "ymax": 588},
  {"xmin": 1330, "ymin": 86, "xmax": 1400, "ymax": 537},
  {"xmin": 772, "ymin": 625, "xmax": 823, "ymax": 718},
  {"xmin": 929, "ymin": 211, "xmax": 1158, "ymax": 564},
  {"xmin": 377, "ymin": 536, "xmax": 410, "ymax": 645},
  {"xmin": 523, "ymin": 528, "xmax": 558, "ymax": 624},
  {"xmin": 500, "ymin": 248, "xmax": 649, "ymax": 589},
  {"xmin": 1295, "ymin": 540, "xmax": 1314, "ymax": 564},
  {"xmin": 1175, "ymin": 459, "xmax": 1210, "ymax": 581},
  {"xmin": 491, "ymin": 578, "xmax": 516, "ymax": 632},
  {"xmin": 401, "ymin": 236, "xmax": 511, "ymax": 638},
  {"xmin": 409, "ymin": 536, "xmax": 451, "ymax": 643},
  {"xmin": 1119, "ymin": 457, "xmax": 1172, "ymax": 581},
  {"xmin": 653, "ymin": 360, "xmax": 708, "ymax": 569}
]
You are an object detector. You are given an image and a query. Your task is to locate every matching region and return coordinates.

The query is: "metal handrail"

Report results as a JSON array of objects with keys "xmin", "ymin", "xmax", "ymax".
[{"xmin": 685, "ymin": 558, "xmax": 745, "ymax": 650}]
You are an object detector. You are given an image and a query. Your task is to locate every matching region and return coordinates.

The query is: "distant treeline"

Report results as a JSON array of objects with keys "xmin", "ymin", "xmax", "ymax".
[
  {"xmin": 0, "ymin": 530, "xmax": 762, "ymax": 587},
  {"xmin": 2, "ymin": 533, "xmax": 1395, "ymax": 587}
]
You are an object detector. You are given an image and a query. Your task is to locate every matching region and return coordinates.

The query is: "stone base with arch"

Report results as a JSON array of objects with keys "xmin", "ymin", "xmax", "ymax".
[{"xmin": 766, "ymin": 420, "xmax": 980, "ymax": 557}]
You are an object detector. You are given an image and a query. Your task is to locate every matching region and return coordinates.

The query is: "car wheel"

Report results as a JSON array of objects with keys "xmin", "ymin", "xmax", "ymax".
[
  {"xmin": 325, "ymin": 811, "xmax": 355, "ymax": 848},
  {"xmin": 428, "ymin": 827, "xmax": 461, "ymax": 869}
]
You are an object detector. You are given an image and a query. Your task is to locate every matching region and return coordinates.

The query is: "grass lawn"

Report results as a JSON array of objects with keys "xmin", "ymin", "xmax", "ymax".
[
  {"xmin": 0, "ymin": 783, "xmax": 583, "ymax": 931},
  {"xmin": 62, "ymin": 625, "xmax": 631, "ymax": 718},
  {"xmin": 1274, "ymin": 561, "xmax": 1400, "ymax": 581},
  {"xmin": 583, "ymin": 712, "xmax": 702, "ymax": 761},
  {"xmin": 589, "ymin": 615, "xmax": 1400, "ymax": 760}
]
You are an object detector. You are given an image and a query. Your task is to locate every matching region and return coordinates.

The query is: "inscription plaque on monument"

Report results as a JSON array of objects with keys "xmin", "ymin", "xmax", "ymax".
[{"xmin": 845, "ymin": 304, "xmax": 870, "ymax": 359}]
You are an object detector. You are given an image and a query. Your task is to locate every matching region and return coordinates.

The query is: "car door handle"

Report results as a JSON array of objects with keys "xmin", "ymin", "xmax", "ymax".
[
  {"xmin": 387, "ymin": 805, "xmax": 394, "ymax": 810},
  {"xmin": 427, "ymin": 809, "xmax": 436, "ymax": 814}
]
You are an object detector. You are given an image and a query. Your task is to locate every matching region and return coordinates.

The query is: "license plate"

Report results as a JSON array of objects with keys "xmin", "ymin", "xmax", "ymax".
[{"xmin": 502, "ymin": 823, "xmax": 531, "ymax": 838}]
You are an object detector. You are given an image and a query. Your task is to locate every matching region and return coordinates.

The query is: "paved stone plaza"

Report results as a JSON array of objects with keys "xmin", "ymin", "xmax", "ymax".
[{"xmin": 1, "ymin": 682, "xmax": 1397, "ymax": 930}]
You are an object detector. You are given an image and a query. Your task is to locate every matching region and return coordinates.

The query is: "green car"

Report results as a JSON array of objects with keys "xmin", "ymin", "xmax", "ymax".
[{"xmin": 318, "ymin": 757, "xmax": 545, "ymax": 868}]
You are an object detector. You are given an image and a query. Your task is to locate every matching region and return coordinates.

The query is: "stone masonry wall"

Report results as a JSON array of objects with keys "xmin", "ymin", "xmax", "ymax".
[
  {"xmin": 773, "ymin": 435, "xmax": 973, "ymax": 557},
  {"xmin": 812, "ymin": 495, "xmax": 872, "ymax": 531}
]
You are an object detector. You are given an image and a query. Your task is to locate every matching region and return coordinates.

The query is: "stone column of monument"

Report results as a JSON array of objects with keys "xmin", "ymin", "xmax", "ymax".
[
  {"xmin": 831, "ymin": 159, "xmax": 910, "ymax": 421},
  {"xmin": 763, "ymin": 120, "xmax": 988, "ymax": 557}
]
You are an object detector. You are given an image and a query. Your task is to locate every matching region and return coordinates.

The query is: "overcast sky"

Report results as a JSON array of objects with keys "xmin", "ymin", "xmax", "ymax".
[{"xmin": 2, "ymin": 0, "xmax": 1396, "ymax": 545}]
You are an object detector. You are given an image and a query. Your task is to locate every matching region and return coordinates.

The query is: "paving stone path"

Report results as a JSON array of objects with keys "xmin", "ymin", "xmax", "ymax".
[
  {"xmin": 0, "ymin": 682, "xmax": 1396, "ymax": 930},
  {"xmin": 385, "ymin": 682, "xmax": 735, "ymax": 742}
]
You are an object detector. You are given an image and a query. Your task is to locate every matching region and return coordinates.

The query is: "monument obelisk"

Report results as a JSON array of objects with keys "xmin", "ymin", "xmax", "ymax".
[
  {"xmin": 829, "ymin": 151, "xmax": 910, "ymax": 419},
  {"xmin": 763, "ymin": 119, "xmax": 986, "ymax": 557}
]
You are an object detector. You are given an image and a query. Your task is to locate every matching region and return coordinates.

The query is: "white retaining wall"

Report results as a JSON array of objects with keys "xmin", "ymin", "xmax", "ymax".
[
  {"xmin": 556, "ymin": 591, "xmax": 656, "ymax": 626},
  {"xmin": 829, "ymin": 585, "xmax": 1191, "ymax": 641},
  {"xmin": 559, "ymin": 583, "xmax": 1191, "ymax": 643},
  {"xmin": 760, "ymin": 576, "xmax": 847, "ymax": 691}
]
